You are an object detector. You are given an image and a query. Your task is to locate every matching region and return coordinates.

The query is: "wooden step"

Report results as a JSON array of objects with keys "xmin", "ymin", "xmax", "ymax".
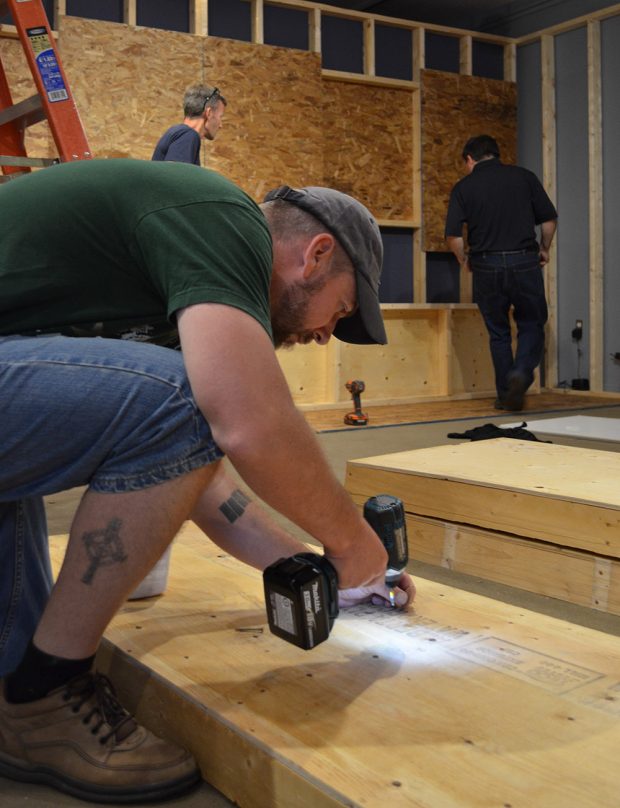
[
  {"xmin": 49, "ymin": 525, "xmax": 620, "ymax": 808},
  {"xmin": 346, "ymin": 439, "xmax": 620, "ymax": 558},
  {"xmin": 403, "ymin": 512, "xmax": 620, "ymax": 616}
]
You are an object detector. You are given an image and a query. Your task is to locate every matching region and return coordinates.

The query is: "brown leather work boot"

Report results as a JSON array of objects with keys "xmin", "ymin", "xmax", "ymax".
[{"xmin": 0, "ymin": 671, "xmax": 201, "ymax": 803}]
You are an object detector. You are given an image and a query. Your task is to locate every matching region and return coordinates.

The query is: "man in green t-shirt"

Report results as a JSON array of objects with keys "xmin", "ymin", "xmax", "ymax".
[{"xmin": 0, "ymin": 159, "xmax": 414, "ymax": 803}]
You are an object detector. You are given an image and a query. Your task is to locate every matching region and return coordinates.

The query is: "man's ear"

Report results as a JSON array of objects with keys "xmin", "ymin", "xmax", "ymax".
[{"xmin": 302, "ymin": 233, "xmax": 335, "ymax": 279}]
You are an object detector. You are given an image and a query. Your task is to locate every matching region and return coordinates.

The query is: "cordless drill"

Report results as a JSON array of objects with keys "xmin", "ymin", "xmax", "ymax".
[
  {"xmin": 344, "ymin": 379, "xmax": 368, "ymax": 426},
  {"xmin": 263, "ymin": 495, "xmax": 409, "ymax": 648},
  {"xmin": 363, "ymin": 494, "xmax": 409, "ymax": 608}
]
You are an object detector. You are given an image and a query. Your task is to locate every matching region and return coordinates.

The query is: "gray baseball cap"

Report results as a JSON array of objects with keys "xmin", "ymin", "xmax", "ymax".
[{"xmin": 262, "ymin": 185, "xmax": 387, "ymax": 345}]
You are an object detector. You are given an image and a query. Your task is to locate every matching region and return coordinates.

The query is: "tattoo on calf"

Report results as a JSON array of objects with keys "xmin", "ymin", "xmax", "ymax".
[
  {"xmin": 81, "ymin": 517, "xmax": 128, "ymax": 584},
  {"xmin": 219, "ymin": 489, "xmax": 250, "ymax": 523}
]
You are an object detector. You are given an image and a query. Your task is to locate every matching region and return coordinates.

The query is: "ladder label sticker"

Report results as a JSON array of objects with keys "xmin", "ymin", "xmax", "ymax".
[{"xmin": 26, "ymin": 27, "xmax": 69, "ymax": 103}]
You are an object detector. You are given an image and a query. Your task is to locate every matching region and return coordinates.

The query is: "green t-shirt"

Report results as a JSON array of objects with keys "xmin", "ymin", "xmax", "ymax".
[{"xmin": 0, "ymin": 159, "xmax": 273, "ymax": 346}]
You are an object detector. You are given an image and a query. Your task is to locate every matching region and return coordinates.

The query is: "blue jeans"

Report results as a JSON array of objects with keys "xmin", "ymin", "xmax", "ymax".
[
  {"xmin": 0, "ymin": 336, "xmax": 224, "ymax": 675},
  {"xmin": 470, "ymin": 252, "xmax": 548, "ymax": 400}
]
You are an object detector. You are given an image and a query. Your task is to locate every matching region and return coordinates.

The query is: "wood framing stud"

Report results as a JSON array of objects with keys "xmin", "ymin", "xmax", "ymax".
[
  {"xmin": 412, "ymin": 26, "xmax": 425, "ymax": 82},
  {"xmin": 503, "ymin": 42, "xmax": 516, "ymax": 82},
  {"xmin": 123, "ymin": 0, "xmax": 136, "ymax": 28},
  {"xmin": 309, "ymin": 7, "xmax": 321, "ymax": 54},
  {"xmin": 541, "ymin": 34, "xmax": 558, "ymax": 388},
  {"xmin": 190, "ymin": 0, "xmax": 208, "ymax": 36},
  {"xmin": 52, "ymin": 0, "xmax": 65, "ymax": 30},
  {"xmin": 588, "ymin": 19, "xmax": 603, "ymax": 392},
  {"xmin": 251, "ymin": 0, "xmax": 264, "ymax": 45},
  {"xmin": 364, "ymin": 18, "xmax": 375, "ymax": 77},
  {"xmin": 459, "ymin": 35, "xmax": 473, "ymax": 76}
]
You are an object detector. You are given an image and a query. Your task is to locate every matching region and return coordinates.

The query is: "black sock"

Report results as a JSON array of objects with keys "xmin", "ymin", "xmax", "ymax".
[{"xmin": 4, "ymin": 638, "xmax": 96, "ymax": 704}]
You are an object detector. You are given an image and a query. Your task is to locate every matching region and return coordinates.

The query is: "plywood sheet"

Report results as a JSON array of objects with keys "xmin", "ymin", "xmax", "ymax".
[
  {"xmin": 404, "ymin": 513, "xmax": 620, "ymax": 616},
  {"xmin": 203, "ymin": 37, "xmax": 324, "ymax": 200},
  {"xmin": 49, "ymin": 527, "xmax": 620, "ymax": 808},
  {"xmin": 58, "ymin": 16, "xmax": 203, "ymax": 160},
  {"xmin": 338, "ymin": 309, "xmax": 445, "ymax": 400},
  {"xmin": 321, "ymin": 79, "xmax": 414, "ymax": 220},
  {"xmin": 346, "ymin": 440, "xmax": 620, "ymax": 557},
  {"xmin": 421, "ymin": 69, "xmax": 517, "ymax": 252},
  {"xmin": 56, "ymin": 16, "xmax": 323, "ymax": 195},
  {"xmin": 449, "ymin": 307, "xmax": 495, "ymax": 394}
]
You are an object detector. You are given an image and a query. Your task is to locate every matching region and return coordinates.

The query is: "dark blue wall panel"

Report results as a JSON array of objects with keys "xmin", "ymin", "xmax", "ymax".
[
  {"xmin": 602, "ymin": 15, "xmax": 620, "ymax": 390},
  {"xmin": 378, "ymin": 229, "xmax": 414, "ymax": 303},
  {"xmin": 264, "ymin": 5, "xmax": 308, "ymax": 51},
  {"xmin": 137, "ymin": 0, "xmax": 188, "ymax": 32},
  {"xmin": 555, "ymin": 27, "xmax": 589, "ymax": 386},
  {"xmin": 67, "ymin": 0, "xmax": 122, "ymax": 23},
  {"xmin": 321, "ymin": 15, "xmax": 363, "ymax": 73},
  {"xmin": 426, "ymin": 253, "xmax": 460, "ymax": 303},
  {"xmin": 375, "ymin": 24, "xmax": 412, "ymax": 80},
  {"xmin": 208, "ymin": 0, "xmax": 251, "ymax": 42},
  {"xmin": 425, "ymin": 32, "xmax": 459, "ymax": 73}
]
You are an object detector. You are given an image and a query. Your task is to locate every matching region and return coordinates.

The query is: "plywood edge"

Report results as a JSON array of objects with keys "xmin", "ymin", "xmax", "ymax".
[
  {"xmin": 345, "ymin": 464, "xmax": 620, "ymax": 558},
  {"xmin": 96, "ymin": 641, "xmax": 347, "ymax": 808},
  {"xmin": 401, "ymin": 513, "xmax": 620, "ymax": 615},
  {"xmin": 346, "ymin": 440, "xmax": 620, "ymax": 511}
]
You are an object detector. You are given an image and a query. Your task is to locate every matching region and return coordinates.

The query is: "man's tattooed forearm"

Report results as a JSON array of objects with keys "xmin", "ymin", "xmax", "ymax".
[
  {"xmin": 219, "ymin": 489, "xmax": 251, "ymax": 523},
  {"xmin": 81, "ymin": 517, "xmax": 128, "ymax": 584}
]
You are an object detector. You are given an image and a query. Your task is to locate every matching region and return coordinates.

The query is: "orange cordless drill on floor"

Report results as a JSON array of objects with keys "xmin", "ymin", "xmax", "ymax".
[{"xmin": 344, "ymin": 379, "xmax": 368, "ymax": 426}]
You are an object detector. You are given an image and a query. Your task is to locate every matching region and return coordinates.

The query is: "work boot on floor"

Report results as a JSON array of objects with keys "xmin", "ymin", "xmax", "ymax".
[
  {"xmin": 0, "ymin": 671, "xmax": 201, "ymax": 804},
  {"xmin": 503, "ymin": 371, "xmax": 529, "ymax": 411}
]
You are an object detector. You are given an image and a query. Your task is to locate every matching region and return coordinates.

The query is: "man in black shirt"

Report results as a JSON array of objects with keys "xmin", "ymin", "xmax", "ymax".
[
  {"xmin": 445, "ymin": 134, "xmax": 558, "ymax": 411},
  {"xmin": 152, "ymin": 84, "xmax": 227, "ymax": 166}
]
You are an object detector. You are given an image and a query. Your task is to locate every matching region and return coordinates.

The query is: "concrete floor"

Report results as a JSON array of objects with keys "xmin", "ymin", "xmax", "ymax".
[{"xmin": 5, "ymin": 404, "xmax": 620, "ymax": 806}]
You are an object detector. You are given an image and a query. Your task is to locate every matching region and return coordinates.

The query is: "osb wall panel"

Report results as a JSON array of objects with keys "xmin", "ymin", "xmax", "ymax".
[
  {"xmin": 7, "ymin": 16, "xmax": 410, "ymax": 217},
  {"xmin": 321, "ymin": 80, "xmax": 414, "ymax": 220},
  {"xmin": 56, "ymin": 17, "xmax": 323, "ymax": 201},
  {"xmin": 0, "ymin": 36, "xmax": 54, "ymax": 162},
  {"xmin": 58, "ymin": 17, "xmax": 202, "ymax": 161},
  {"xmin": 421, "ymin": 69, "xmax": 517, "ymax": 252},
  {"xmin": 201, "ymin": 37, "xmax": 323, "ymax": 200}
]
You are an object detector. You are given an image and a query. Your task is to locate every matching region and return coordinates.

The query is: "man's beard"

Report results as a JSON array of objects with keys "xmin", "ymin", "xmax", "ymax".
[{"xmin": 271, "ymin": 274, "xmax": 328, "ymax": 349}]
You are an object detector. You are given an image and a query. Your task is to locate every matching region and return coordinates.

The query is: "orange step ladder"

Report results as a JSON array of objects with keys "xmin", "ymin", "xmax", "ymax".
[{"xmin": 0, "ymin": 0, "xmax": 91, "ymax": 180}]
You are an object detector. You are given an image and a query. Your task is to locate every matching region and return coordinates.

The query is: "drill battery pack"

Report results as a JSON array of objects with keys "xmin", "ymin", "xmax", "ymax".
[{"xmin": 263, "ymin": 552, "xmax": 339, "ymax": 650}]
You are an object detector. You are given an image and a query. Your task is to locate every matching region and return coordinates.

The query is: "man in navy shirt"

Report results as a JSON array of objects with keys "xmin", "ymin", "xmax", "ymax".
[
  {"xmin": 152, "ymin": 84, "xmax": 227, "ymax": 166},
  {"xmin": 445, "ymin": 134, "xmax": 558, "ymax": 411}
]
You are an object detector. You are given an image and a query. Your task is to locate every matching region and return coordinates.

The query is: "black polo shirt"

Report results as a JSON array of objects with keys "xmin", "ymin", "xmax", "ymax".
[{"xmin": 445, "ymin": 158, "xmax": 557, "ymax": 253}]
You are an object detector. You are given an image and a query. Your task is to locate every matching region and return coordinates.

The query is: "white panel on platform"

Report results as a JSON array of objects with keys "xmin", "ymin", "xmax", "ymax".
[{"xmin": 507, "ymin": 415, "xmax": 620, "ymax": 443}]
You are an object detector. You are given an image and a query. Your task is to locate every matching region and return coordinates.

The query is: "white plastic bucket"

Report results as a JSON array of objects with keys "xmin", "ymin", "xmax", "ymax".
[{"xmin": 127, "ymin": 544, "xmax": 172, "ymax": 600}]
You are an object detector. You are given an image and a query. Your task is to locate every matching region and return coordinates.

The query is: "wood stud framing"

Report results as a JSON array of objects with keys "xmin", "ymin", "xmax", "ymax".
[
  {"xmin": 541, "ymin": 33, "xmax": 558, "ymax": 389},
  {"xmin": 587, "ymin": 19, "xmax": 603, "ymax": 392},
  {"xmin": 189, "ymin": 0, "xmax": 208, "ymax": 36},
  {"xmin": 8, "ymin": 1, "xmax": 619, "ymax": 393}
]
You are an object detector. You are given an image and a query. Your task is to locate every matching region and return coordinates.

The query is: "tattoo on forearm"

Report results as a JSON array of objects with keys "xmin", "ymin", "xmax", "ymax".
[
  {"xmin": 219, "ymin": 489, "xmax": 250, "ymax": 523},
  {"xmin": 81, "ymin": 517, "xmax": 128, "ymax": 584}
]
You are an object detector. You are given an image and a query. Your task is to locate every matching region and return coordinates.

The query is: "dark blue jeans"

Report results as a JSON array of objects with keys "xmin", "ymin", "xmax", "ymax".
[
  {"xmin": 470, "ymin": 251, "xmax": 548, "ymax": 401},
  {"xmin": 0, "ymin": 336, "xmax": 224, "ymax": 676}
]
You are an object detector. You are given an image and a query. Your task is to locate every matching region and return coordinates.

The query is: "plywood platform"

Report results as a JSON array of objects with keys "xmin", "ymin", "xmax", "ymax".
[
  {"xmin": 346, "ymin": 440, "xmax": 620, "ymax": 615},
  {"xmin": 50, "ymin": 526, "xmax": 620, "ymax": 808}
]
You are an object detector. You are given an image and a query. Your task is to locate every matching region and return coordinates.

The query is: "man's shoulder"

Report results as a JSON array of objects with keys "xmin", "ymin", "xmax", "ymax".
[
  {"xmin": 498, "ymin": 161, "xmax": 539, "ymax": 180},
  {"xmin": 159, "ymin": 123, "xmax": 197, "ymax": 142}
]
